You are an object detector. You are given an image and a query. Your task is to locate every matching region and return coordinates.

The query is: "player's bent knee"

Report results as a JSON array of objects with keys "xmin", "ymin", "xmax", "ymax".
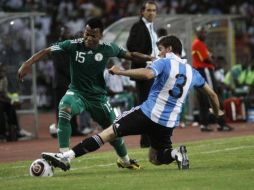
[
  {"xmin": 149, "ymin": 148, "xmax": 162, "ymax": 165},
  {"xmin": 149, "ymin": 157, "xmax": 162, "ymax": 165}
]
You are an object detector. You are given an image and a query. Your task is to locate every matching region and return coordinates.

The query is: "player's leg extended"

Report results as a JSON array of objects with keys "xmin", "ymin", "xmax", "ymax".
[
  {"xmin": 72, "ymin": 125, "xmax": 116, "ymax": 157},
  {"xmin": 42, "ymin": 125, "xmax": 117, "ymax": 171},
  {"xmin": 90, "ymin": 101, "xmax": 141, "ymax": 169},
  {"xmin": 58, "ymin": 93, "xmax": 84, "ymax": 151},
  {"xmin": 42, "ymin": 107, "xmax": 142, "ymax": 171},
  {"xmin": 90, "ymin": 100, "xmax": 128, "ymax": 157}
]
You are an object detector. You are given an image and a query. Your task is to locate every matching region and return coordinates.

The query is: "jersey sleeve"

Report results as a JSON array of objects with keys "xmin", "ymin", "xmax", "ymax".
[
  {"xmin": 192, "ymin": 69, "xmax": 205, "ymax": 88},
  {"xmin": 148, "ymin": 59, "xmax": 165, "ymax": 77},
  {"xmin": 50, "ymin": 40, "xmax": 71, "ymax": 53},
  {"xmin": 108, "ymin": 43, "xmax": 127, "ymax": 58}
]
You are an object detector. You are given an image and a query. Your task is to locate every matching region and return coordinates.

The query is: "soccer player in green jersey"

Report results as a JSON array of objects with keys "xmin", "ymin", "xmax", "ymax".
[{"xmin": 18, "ymin": 18, "xmax": 153, "ymax": 170}]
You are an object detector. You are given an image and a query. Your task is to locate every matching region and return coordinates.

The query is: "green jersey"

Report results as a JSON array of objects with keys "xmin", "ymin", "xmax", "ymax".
[{"xmin": 51, "ymin": 38, "xmax": 127, "ymax": 100}]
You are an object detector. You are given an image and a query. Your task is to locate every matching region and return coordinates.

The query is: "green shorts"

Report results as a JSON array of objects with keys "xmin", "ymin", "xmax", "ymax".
[{"xmin": 59, "ymin": 90, "xmax": 116, "ymax": 129}]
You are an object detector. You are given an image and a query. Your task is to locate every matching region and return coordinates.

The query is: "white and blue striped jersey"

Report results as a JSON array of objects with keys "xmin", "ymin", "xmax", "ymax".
[{"xmin": 141, "ymin": 53, "xmax": 205, "ymax": 128}]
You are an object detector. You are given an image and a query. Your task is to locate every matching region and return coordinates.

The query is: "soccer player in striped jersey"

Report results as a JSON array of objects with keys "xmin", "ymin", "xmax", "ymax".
[
  {"xmin": 18, "ymin": 17, "xmax": 154, "ymax": 170},
  {"xmin": 41, "ymin": 35, "xmax": 224, "ymax": 171}
]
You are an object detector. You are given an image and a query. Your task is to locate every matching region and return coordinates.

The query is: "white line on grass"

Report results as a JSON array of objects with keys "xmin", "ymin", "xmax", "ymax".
[
  {"xmin": 3, "ymin": 144, "xmax": 253, "ymax": 179},
  {"xmin": 199, "ymin": 145, "xmax": 254, "ymax": 154},
  {"xmin": 71, "ymin": 159, "xmax": 146, "ymax": 171}
]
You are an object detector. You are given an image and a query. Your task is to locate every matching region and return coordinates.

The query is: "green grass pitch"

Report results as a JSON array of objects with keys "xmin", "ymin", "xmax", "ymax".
[{"xmin": 0, "ymin": 135, "xmax": 254, "ymax": 190}]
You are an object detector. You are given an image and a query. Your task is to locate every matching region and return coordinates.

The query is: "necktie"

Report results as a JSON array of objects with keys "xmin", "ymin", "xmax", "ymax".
[{"xmin": 149, "ymin": 24, "xmax": 157, "ymax": 57}]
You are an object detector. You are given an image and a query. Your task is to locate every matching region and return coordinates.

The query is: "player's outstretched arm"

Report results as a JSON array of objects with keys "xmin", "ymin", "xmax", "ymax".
[
  {"xmin": 108, "ymin": 65, "xmax": 155, "ymax": 80},
  {"xmin": 18, "ymin": 47, "xmax": 51, "ymax": 81},
  {"xmin": 201, "ymin": 83, "xmax": 224, "ymax": 117},
  {"xmin": 122, "ymin": 52, "xmax": 154, "ymax": 62}
]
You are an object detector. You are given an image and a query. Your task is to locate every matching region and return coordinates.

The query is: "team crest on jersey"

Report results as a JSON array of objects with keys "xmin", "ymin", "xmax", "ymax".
[{"xmin": 95, "ymin": 53, "xmax": 103, "ymax": 61}]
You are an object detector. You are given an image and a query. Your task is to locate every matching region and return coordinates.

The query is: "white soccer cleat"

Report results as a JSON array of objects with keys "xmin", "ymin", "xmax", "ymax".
[
  {"xmin": 41, "ymin": 152, "xmax": 70, "ymax": 171},
  {"xmin": 175, "ymin": 145, "xmax": 189, "ymax": 170},
  {"xmin": 81, "ymin": 127, "xmax": 94, "ymax": 135}
]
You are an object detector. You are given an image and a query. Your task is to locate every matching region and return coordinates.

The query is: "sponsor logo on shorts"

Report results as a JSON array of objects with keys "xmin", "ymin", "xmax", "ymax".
[{"xmin": 114, "ymin": 123, "xmax": 120, "ymax": 129}]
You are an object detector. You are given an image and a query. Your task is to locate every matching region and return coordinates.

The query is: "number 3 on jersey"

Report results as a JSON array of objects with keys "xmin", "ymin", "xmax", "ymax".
[
  {"xmin": 75, "ymin": 51, "xmax": 86, "ymax": 63},
  {"xmin": 168, "ymin": 74, "xmax": 187, "ymax": 98}
]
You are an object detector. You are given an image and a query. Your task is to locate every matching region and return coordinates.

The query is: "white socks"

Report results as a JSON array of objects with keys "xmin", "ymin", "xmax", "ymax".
[
  {"xmin": 171, "ymin": 148, "xmax": 178, "ymax": 159},
  {"xmin": 63, "ymin": 150, "xmax": 75, "ymax": 160},
  {"xmin": 59, "ymin": 148, "xmax": 70, "ymax": 153},
  {"xmin": 60, "ymin": 148, "xmax": 75, "ymax": 161},
  {"xmin": 121, "ymin": 155, "xmax": 130, "ymax": 164}
]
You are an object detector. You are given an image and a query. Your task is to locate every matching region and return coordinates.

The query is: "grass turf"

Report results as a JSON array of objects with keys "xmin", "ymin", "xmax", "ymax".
[{"xmin": 0, "ymin": 135, "xmax": 254, "ymax": 190}]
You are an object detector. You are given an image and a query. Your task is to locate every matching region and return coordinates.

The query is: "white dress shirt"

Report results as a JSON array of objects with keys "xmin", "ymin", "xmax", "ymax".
[{"xmin": 142, "ymin": 17, "xmax": 159, "ymax": 58}]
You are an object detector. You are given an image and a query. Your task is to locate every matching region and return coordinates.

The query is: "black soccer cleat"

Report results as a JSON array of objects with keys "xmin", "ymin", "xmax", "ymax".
[
  {"xmin": 42, "ymin": 152, "xmax": 70, "ymax": 171},
  {"xmin": 175, "ymin": 145, "xmax": 189, "ymax": 170}
]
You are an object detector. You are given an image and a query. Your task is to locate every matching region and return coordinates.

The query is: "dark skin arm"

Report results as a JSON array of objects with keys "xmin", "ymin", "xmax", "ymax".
[
  {"xmin": 122, "ymin": 52, "xmax": 154, "ymax": 63},
  {"xmin": 204, "ymin": 58, "xmax": 213, "ymax": 64},
  {"xmin": 203, "ymin": 54, "xmax": 214, "ymax": 64},
  {"xmin": 17, "ymin": 47, "xmax": 51, "ymax": 81}
]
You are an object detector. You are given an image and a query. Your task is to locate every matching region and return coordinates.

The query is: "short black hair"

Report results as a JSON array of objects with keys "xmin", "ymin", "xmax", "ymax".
[
  {"xmin": 140, "ymin": 0, "xmax": 157, "ymax": 13},
  {"xmin": 86, "ymin": 17, "xmax": 104, "ymax": 33},
  {"xmin": 157, "ymin": 28, "xmax": 167, "ymax": 38},
  {"xmin": 157, "ymin": 35, "xmax": 182, "ymax": 55}
]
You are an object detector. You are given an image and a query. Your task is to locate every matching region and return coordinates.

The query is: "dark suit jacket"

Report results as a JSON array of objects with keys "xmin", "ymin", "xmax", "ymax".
[{"xmin": 126, "ymin": 18, "xmax": 152, "ymax": 69}]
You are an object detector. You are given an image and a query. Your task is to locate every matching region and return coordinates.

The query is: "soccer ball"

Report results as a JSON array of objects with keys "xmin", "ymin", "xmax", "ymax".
[
  {"xmin": 29, "ymin": 158, "xmax": 54, "ymax": 177},
  {"xmin": 49, "ymin": 123, "xmax": 57, "ymax": 138}
]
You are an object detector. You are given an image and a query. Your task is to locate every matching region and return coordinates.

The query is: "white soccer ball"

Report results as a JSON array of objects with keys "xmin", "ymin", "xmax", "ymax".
[
  {"xmin": 49, "ymin": 123, "xmax": 58, "ymax": 138},
  {"xmin": 29, "ymin": 158, "xmax": 54, "ymax": 177}
]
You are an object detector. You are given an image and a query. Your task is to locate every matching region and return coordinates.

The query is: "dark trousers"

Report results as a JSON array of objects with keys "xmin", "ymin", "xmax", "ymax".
[
  {"xmin": 135, "ymin": 79, "xmax": 154, "ymax": 147},
  {"xmin": 0, "ymin": 100, "xmax": 19, "ymax": 141},
  {"xmin": 196, "ymin": 68, "xmax": 225, "ymax": 127}
]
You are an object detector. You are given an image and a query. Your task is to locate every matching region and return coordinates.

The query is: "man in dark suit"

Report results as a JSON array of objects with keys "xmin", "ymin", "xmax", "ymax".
[{"xmin": 126, "ymin": 0, "xmax": 158, "ymax": 148}]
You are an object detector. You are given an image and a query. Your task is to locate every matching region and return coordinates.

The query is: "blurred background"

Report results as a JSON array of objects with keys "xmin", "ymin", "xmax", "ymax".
[{"xmin": 0, "ymin": 0, "xmax": 253, "ymax": 140}]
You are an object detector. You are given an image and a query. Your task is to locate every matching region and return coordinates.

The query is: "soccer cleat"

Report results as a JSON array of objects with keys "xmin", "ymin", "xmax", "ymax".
[
  {"xmin": 81, "ymin": 127, "xmax": 94, "ymax": 135},
  {"xmin": 175, "ymin": 145, "xmax": 189, "ymax": 170},
  {"xmin": 41, "ymin": 152, "xmax": 70, "ymax": 171},
  {"xmin": 217, "ymin": 125, "xmax": 233, "ymax": 132},
  {"xmin": 200, "ymin": 125, "xmax": 213, "ymax": 132},
  {"xmin": 117, "ymin": 159, "xmax": 141, "ymax": 170}
]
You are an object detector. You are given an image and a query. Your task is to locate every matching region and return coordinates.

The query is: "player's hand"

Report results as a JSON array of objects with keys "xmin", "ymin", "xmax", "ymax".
[
  {"xmin": 108, "ymin": 65, "xmax": 121, "ymax": 75},
  {"xmin": 151, "ymin": 56, "xmax": 157, "ymax": 61},
  {"xmin": 209, "ymin": 108, "xmax": 224, "ymax": 117},
  {"xmin": 17, "ymin": 62, "xmax": 31, "ymax": 82}
]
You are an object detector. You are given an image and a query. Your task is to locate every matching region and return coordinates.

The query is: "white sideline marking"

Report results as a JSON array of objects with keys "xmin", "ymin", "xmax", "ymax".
[
  {"xmin": 12, "ymin": 165, "xmax": 28, "ymax": 168},
  {"xmin": 71, "ymin": 158, "xmax": 146, "ymax": 171},
  {"xmin": 2, "ymin": 144, "xmax": 253, "ymax": 179},
  {"xmin": 199, "ymin": 145, "xmax": 254, "ymax": 154},
  {"xmin": 0, "ymin": 174, "xmax": 29, "ymax": 179},
  {"xmin": 71, "ymin": 163, "xmax": 115, "ymax": 170}
]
